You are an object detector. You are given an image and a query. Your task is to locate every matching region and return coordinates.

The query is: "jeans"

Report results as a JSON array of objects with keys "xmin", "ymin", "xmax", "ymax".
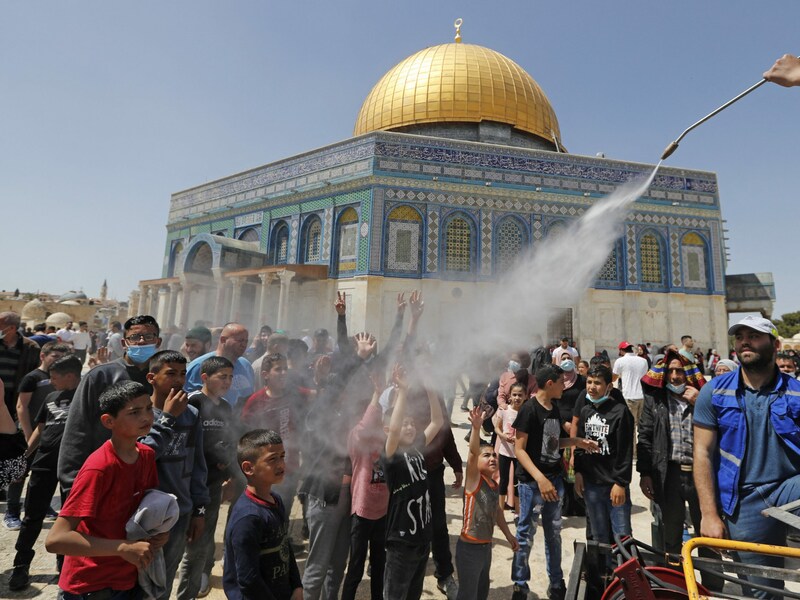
[
  {"xmin": 158, "ymin": 512, "xmax": 190, "ymax": 600},
  {"xmin": 384, "ymin": 541, "xmax": 429, "ymax": 600},
  {"xmin": 302, "ymin": 486, "xmax": 352, "ymax": 600},
  {"xmin": 455, "ymin": 539, "xmax": 491, "ymax": 600},
  {"xmin": 428, "ymin": 463, "xmax": 455, "ymax": 581},
  {"xmin": 341, "ymin": 514, "xmax": 387, "ymax": 600},
  {"xmin": 512, "ymin": 475, "xmax": 565, "ymax": 593},
  {"xmin": 14, "ymin": 454, "xmax": 63, "ymax": 567},
  {"xmin": 176, "ymin": 478, "xmax": 223, "ymax": 600},
  {"xmin": 582, "ymin": 481, "xmax": 632, "ymax": 573},
  {"xmin": 726, "ymin": 474, "xmax": 800, "ymax": 600}
]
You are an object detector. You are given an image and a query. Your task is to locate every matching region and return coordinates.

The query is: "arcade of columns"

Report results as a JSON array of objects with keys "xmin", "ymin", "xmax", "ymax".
[{"xmin": 131, "ymin": 266, "xmax": 320, "ymax": 333}]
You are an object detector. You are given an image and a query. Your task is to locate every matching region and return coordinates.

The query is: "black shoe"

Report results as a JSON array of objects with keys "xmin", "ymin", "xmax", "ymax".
[
  {"xmin": 548, "ymin": 581, "xmax": 566, "ymax": 600},
  {"xmin": 9, "ymin": 565, "xmax": 30, "ymax": 591},
  {"xmin": 511, "ymin": 585, "xmax": 528, "ymax": 600}
]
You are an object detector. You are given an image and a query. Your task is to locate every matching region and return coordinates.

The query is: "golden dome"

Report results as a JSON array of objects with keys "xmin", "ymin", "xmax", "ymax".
[{"xmin": 354, "ymin": 42, "xmax": 562, "ymax": 147}]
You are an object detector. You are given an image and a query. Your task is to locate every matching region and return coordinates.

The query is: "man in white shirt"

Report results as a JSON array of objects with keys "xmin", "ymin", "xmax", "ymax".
[
  {"xmin": 56, "ymin": 321, "xmax": 75, "ymax": 347},
  {"xmin": 612, "ymin": 341, "xmax": 649, "ymax": 426},
  {"xmin": 551, "ymin": 337, "xmax": 579, "ymax": 364},
  {"xmin": 70, "ymin": 321, "xmax": 92, "ymax": 365},
  {"xmin": 106, "ymin": 321, "xmax": 125, "ymax": 360}
]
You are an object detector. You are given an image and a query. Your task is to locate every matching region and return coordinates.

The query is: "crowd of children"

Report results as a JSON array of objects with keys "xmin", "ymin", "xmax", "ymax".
[{"xmin": 1, "ymin": 300, "xmax": 727, "ymax": 600}]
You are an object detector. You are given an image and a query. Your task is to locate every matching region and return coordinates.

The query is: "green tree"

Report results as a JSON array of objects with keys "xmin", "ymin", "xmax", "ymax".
[{"xmin": 773, "ymin": 311, "xmax": 800, "ymax": 338}]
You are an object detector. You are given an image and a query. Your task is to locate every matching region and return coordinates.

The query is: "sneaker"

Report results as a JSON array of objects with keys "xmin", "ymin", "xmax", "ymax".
[
  {"xmin": 45, "ymin": 506, "xmax": 59, "ymax": 521},
  {"xmin": 9, "ymin": 565, "xmax": 30, "ymax": 591},
  {"xmin": 437, "ymin": 575, "xmax": 458, "ymax": 600},
  {"xmin": 511, "ymin": 584, "xmax": 528, "ymax": 600},
  {"xmin": 196, "ymin": 572, "xmax": 211, "ymax": 598},
  {"xmin": 3, "ymin": 512, "xmax": 22, "ymax": 530}
]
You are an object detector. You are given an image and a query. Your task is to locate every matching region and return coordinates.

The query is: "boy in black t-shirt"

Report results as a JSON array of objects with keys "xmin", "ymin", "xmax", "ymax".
[
  {"xmin": 511, "ymin": 365, "xmax": 597, "ymax": 600},
  {"xmin": 178, "ymin": 355, "xmax": 236, "ymax": 600},
  {"xmin": 10, "ymin": 355, "xmax": 82, "ymax": 591},
  {"xmin": 382, "ymin": 364, "xmax": 444, "ymax": 600}
]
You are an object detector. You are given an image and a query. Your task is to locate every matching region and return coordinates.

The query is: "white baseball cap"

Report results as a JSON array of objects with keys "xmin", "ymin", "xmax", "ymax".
[{"xmin": 728, "ymin": 315, "xmax": 779, "ymax": 337}]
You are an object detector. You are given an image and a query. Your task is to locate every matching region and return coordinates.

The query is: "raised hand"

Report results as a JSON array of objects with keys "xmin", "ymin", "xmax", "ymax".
[
  {"xmin": 355, "ymin": 332, "xmax": 377, "ymax": 360},
  {"xmin": 468, "ymin": 405, "xmax": 488, "ymax": 430},
  {"xmin": 396, "ymin": 292, "xmax": 407, "ymax": 315},
  {"xmin": 409, "ymin": 290, "xmax": 424, "ymax": 320},
  {"xmin": 335, "ymin": 291, "xmax": 347, "ymax": 316},
  {"xmin": 392, "ymin": 363, "xmax": 408, "ymax": 390}
]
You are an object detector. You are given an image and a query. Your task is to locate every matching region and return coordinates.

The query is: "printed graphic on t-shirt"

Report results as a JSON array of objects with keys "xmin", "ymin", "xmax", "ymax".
[
  {"xmin": 370, "ymin": 455, "xmax": 385, "ymax": 484},
  {"xmin": 584, "ymin": 413, "xmax": 611, "ymax": 455},
  {"xmin": 540, "ymin": 418, "xmax": 561, "ymax": 464}
]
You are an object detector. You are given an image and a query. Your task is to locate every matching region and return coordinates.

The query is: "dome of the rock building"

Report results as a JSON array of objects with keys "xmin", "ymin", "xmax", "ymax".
[
  {"xmin": 354, "ymin": 42, "xmax": 563, "ymax": 151},
  {"xmin": 21, "ymin": 299, "xmax": 47, "ymax": 320}
]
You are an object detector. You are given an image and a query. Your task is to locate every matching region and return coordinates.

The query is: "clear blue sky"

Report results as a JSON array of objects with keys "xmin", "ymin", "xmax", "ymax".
[{"xmin": 2, "ymin": 1, "xmax": 798, "ymax": 318}]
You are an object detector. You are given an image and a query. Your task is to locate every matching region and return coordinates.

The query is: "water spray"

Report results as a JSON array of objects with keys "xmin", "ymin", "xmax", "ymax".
[{"xmin": 660, "ymin": 57, "xmax": 799, "ymax": 160}]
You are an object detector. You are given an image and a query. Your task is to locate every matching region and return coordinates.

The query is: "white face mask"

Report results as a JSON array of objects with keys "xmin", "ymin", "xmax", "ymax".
[{"xmin": 666, "ymin": 383, "xmax": 686, "ymax": 395}]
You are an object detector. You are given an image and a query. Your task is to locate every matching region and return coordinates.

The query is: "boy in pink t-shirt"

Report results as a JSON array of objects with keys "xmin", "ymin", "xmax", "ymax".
[{"xmin": 341, "ymin": 369, "xmax": 390, "ymax": 600}]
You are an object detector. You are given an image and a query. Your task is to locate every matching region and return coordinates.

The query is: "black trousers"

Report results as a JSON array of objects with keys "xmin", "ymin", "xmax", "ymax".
[
  {"xmin": 14, "ymin": 453, "xmax": 62, "ymax": 567},
  {"xmin": 341, "ymin": 514, "xmax": 387, "ymax": 600},
  {"xmin": 428, "ymin": 463, "xmax": 455, "ymax": 581},
  {"xmin": 659, "ymin": 463, "xmax": 724, "ymax": 592}
]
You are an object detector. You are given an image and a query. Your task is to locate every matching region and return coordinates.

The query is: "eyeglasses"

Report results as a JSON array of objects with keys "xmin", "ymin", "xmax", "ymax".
[{"xmin": 125, "ymin": 333, "xmax": 158, "ymax": 343}]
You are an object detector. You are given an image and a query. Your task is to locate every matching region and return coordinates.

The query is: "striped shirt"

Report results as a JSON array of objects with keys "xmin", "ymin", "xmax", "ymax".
[{"xmin": 667, "ymin": 393, "xmax": 693, "ymax": 465}]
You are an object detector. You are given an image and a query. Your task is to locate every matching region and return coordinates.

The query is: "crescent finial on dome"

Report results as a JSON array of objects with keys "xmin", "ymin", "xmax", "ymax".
[{"xmin": 454, "ymin": 18, "xmax": 463, "ymax": 43}]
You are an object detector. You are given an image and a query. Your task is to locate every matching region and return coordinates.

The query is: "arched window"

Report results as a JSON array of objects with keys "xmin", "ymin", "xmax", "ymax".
[
  {"xmin": 302, "ymin": 216, "xmax": 322, "ymax": 263},
  {"xmin": 385, "ymin": 205, "xmax": 422, "ymax": 274},
  {"xmin": 639, "ymin": 232, "xmax": 664, "ymax": 285},
  {"xmin": 597, "ymin": 246, "xmax": 619, "ymax": 282},
  {"xmin": 237, "ymin": 228, "xmax": 259, "ymax": 243},
  {"xmin": 495, "ymin": 217, "xmax": 527, "ymax": 273},
  {"xmin": 444, "ymin": 215, "xmax": 474, "ymax": 273},
  {"xmin": 167, "ymin": 241, "xmax": 184, "ymax": 277},
  {"xmin": 546, "ymin": 220, "xmax": 567, "ymax": 240},
  {"xmin": 270, "ymin": 221, "xmax": 290, "ymax": 265},
  {"xmin": 681, "ymin": 232, "xmax": 707, "ymax": 289},
  {"xmin": 185, "ymin": 242, "xmax": 213, "ymax": 275},
  {"xmin": 337, "ymin": 208, "xmax": 359, "ymax": 272}
]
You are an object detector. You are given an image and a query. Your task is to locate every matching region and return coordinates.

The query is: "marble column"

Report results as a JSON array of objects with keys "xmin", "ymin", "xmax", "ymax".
[
  {"xmin": 254, "ymin": 273, "xmax": 273, "ymax": 332},
  {"xmin": 212, "ymin": 268, "xmax": 227, "ymax": 325},
  {"xmin": 177, "ymin": 281, "xmax": 193, "ymax": 330},
  {"xmin": 166, "ymin": 283, "xmax": 180, "ymax": 329},
  {"xmin": 276, "ymin": 270, "xmax": 296, "ymax": 331},
  {"xmin": 229, "ymin": 277, "xmax": 243, "ymax": 322},
  {"xmin": 146, "ymin": 287, "xmax": 157, "ymax": 316}
]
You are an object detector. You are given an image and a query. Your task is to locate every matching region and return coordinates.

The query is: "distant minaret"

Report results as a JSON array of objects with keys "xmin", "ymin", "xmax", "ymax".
[{"xmin": 100, "ymin": 279, "xmax": 108, "ymax": 302}]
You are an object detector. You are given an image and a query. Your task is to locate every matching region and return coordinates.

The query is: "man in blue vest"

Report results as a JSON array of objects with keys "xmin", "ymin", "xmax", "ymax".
[{"xmin": 694, "ymin": 315, "xmax": 800, "ymax": 599}]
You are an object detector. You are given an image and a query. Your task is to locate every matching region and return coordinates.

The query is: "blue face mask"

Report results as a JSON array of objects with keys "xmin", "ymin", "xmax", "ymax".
[
  {"xmin": 126, "ymin": 344, "xmax": 158, "ymax": 364},
  {"xmin": 508, "ymin": 360, "xmax": 521, "ymax": 373},
  {"xmin": 666, "ymin": 383, "xmax": 686, "ymax": 395},
  {"xmin": 586, "ymin": 392, "xmax": 610, "ymax": 406},
  {"xmin": 560, "ymin": 359, "xmax": 576, "ymax": 372}
]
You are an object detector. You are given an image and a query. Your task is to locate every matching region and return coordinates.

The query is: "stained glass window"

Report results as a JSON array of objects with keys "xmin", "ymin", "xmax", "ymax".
[
  {"xmin": 598, "ymin": 246, "xmax": 618, "ymax": 281},
  {"xmin": 445, "ymin": 216, "xmax": 472, "ymax": 273},
  {"xmin": 386, "ymin": 205, "xmax": 422, "ymax": 274},
  {"xmin": 338, "ymin": 208, "xmax": 359, "ymax": 271},
  {"xmin": 496, "ymin": 218, "xmax": 525, "ymax": 273},
  {"xmin": 640, "ymin": 233, "xmax": 662, "ymax": 284},
  {"xmin": 681, "ymin": 232, "xmax": 707, "ymax": 289},
  {"xmin": 272, "ymin": 222, "xmax": 289, "ymax": 265},
  {"xmin": 303, "ymin": 217, "xmax": 322, "ymax": 263}
]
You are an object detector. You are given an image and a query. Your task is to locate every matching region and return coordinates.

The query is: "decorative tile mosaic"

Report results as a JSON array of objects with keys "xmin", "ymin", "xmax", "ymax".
[
  {"xmin": 236, "ymin": 227, "xmax": 260, "ymax": 242},
  {"xmin": 235, "ymin": 212, "xmax": 263, "ymax": 227},
  {"xmin": 358, "ymin": 191, "xmax": 372, "ymax": 272},
  {"xmin": 289, "ymin": 218, "xmax": 299, "ymax": 264},
  {"xmin": 322, "ymin": 208, "xmax": 333, "ymax": 261},
  {"xmin": 670, "ymin": 231, "xmax": 682, "ymax": 288},
  {"xmin": 681, "ymin": 233, "xmax": 707, "ymax": 289},
  {"xmin": 427, "ymin": 210, "xmax": 439, "ymax": 272},
  {"xmin": 191, "ymin": 223, "xmax": 211, "ymax": 236},
  {"xmin": 338, "ymin": 207, "xmax": 359, "ymax": 272},
  {"xmin": 709, "ymin": 220, "xmax": 724, "ymax": 293},
  {"xmin": 626, "ymin": 224, "xmax": 637, "ymax": 285},
  {"xmin": 260, "ymin": 217, "xmax": 271, "ymax": 253},
  {"xmin": 533, "ymin": 216, "xmax": 543, "ymax": 241},
  {"xmin": 481, "ymin": 211, "xmax": 493, "ymax": 276},
  {"xmin": 370, "ymin": 189, "xmax": 385, "ymax": 272}
]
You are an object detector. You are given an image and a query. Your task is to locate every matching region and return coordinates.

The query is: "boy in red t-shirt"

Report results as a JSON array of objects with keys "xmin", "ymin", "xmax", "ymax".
[{"xmin": 45, "ymin": 380, "xmax": 166, "ymax": 599}]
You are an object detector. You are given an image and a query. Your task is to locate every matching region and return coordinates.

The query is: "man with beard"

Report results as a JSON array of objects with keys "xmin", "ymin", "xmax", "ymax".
[{"xmin": 694, "ymin": 315, "xmax": 800, "ymax": 599}]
